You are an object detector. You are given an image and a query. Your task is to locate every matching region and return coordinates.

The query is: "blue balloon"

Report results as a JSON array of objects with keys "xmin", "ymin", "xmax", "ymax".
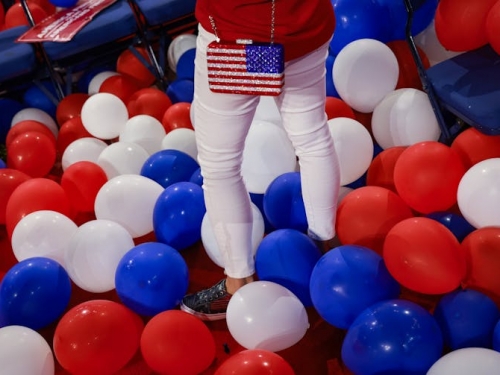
[
  {"xmin": 166, "ymin": 78, "xmax": 194, "ymax": 104},
  {"xmin": 115, "ymin": 241, "xmax": 189, "ymax": 316},
  {"xmin": 426, "ymin": 211, "xmax": 475, "ymax": 242},
  {"xmin": 376, "ymin": 0, "xmax": 438, "ymax": 41},
  {"xmin": 0, "ymin": 257, "xmax": 71, "ymax": 330},
  {"xmin": 310, "ymin": 245, "xmax": 400, "ymax": 329},
  {"xmin": 0, "ymin": 98, "xmax": 24, "ymax": 144},
  {"xmin": 330, "ymin": 0, "xmax": 392, "ymax": 55},
  {"xmin": 176, "ymin": 48, "xmax": 196, "ymax": 81},
  {"xmin": 189, "ymin": 166, "xmax": 203, "ymax": 186},
  {"xmin": 0, "ymin": 159, "xmax": 5, "ymax": 169},
  {"xmin": 141, "ymin": 149, "xmax": 200, "ymax": 189},
  {"xmin": 373, "ymin": 141, "xmax": 383, "ymax": 158},
  {"xmin": 153, "ymin": 181, "xmax": 206, "ymax": 250},
  {"xmin": 493, "ymin": 319, "xmax": 500, "ymax": 352},
  {"xmin": 263, "ymin": 172, "xmax": 307, "ymax": 233},
  {"xmin": 342, "ymin": 299, "xmax": 443, "ymax": 375},
  {"xmin": 255, "ymin": 229, "xmax": 322, "ymax": 307},
  {"xmin": 22, "ymin": 81, "xmax": 59, "ymax": 119},
  {"xmin": 433, "ymin": 289, "xmax": 500, "ymax": 350}
]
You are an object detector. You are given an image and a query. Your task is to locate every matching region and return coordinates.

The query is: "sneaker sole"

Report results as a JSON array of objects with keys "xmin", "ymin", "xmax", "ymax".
[{"xmin": 180, "ymin": 303, "xmax": 227, "ymax": 321}]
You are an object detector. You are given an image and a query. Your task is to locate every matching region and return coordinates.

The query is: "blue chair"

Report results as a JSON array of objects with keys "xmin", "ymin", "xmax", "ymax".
[
  {"xmin": 0, "ymin": 26, "xmax": 37, "ymax": 90},
  {"xmin": 128, "ymin": 0, "xmax": 197, "ymax": 88},
  {"xmin": 19, "ymin": 0, "xmax": 148, "ymax": 95},
  {"xmin": 404, "ymin": 0, "xmax": 500, "ymax": 143},
  {"xmin": 0, "ymin": 24, "xmax": 63, "ymax": 103}
]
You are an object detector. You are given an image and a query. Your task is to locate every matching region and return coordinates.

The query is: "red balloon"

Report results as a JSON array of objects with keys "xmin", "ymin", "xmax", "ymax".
[
  {"xmin": 366, "ymin": 146, "xmax": 407, "ymax": 193},
  {"xmin": 4, "ymin": 2, "xmax": 47, "ymax": 28},
  {"xmin": 99, "ymin": 75, "xmax": 141, "ymax": 104},
  {"xmin": 387, "ymin": 40, "xmax": 430, "ymax": 90},
  {"xmin": 451, "ymin": 127, "xmax": 500, "ymax": 170},
  {"xmin": 435, "ymin": 0, "xmax": 497, "ymax": 52},
  {"xmin": 116, "ymin": 47, "xmax": 156, "ymax": 88},
  {"xmin": 393, "ymin": 141, "xmax": 466, "ymax": 214},
  {"xmin": 127, "ymin": 87, "xmax": 172, "ymax": 122},
  {"xmin": 5, "ymin": 177, "xmax": 71, "ymax": 238},
  {"xmin": 60, "ymin": 161, "xmax": 108, "ymax": 213},
  {"xmin": 140, "ymin": 310, "xmax": 216, "ymax": 375},
  {"xmin": 56, "ymin": 93, "xmax": 89, "ymax": 126},
  {"xmin": 7, "ymin": 131, "xmax": 57, "ymax": 178},
  {"xmin": 336, "ymin": 186, "xmax": 414, "ymax": 255},
  {"xmin": 0, "ymin": 3, "xmax": 5, "ymax": 26},
  {"xmin": 384, "ymin": 217, "xmax": 467, "ymax": 295},
  {"xmin": 17, "ymin": 0, "xmax": 56, "ymax": 15},
  {"xmin": 54, "ymin": 300, "xmax": 144, "ymax": 375},
  {"xmin": 57, "ymin": 117, "xmax": 93, "ymax": 155},
  {"xmin": 6, "ymin": 120, "xmax": 56, "ymax": 148},
  {"xmin": 0, "ymin": 169, "xmax": 30, "ymax": 224},
  {"xmin": 161, "ymin": 102, "xmax": 193, "ymax": 133},
  {"xmin": 324, "ymin": 97, "xmax": 355, "ymax": 120},
  {"xmin": 215, "ymin": 350, "xmax": 295, "ymax": 375},
  {"xmin": 487, "ymin": 0, "xmax": 500, "ymax": 55},
  {"xmin": 461, "ymin": 227, "xmax": 500, "ymax": 304}
]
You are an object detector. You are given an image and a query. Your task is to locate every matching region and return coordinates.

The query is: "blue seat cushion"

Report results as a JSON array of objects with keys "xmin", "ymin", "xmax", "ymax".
[
  {"xmin": 134, "ymin": 0, "xmax": 196, "ymax": 26},
  {"xmin": 0, "ymin": 26, "xmax": 37, "ymax": 82},
  {"xmin": 43, "ymin": 1, "xmax": 137, "ymax": 61},
  {"xmin": 427, "ymin": 45, "xmax": 500, "ymax": 135}
]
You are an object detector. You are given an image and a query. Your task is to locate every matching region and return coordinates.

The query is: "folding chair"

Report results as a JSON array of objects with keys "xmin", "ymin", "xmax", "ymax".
[
  {"xmin": 0, "ymin": 24, "xmax": 63, "ymax": 107},
  {"xmin": 20, "ymin": 0, "xmax": 145, "ymax": 96},
  {"xmin": 0, "ymin": 26, "xmax": 38, "ymax": 94},
  {"xmin": 404, "ymin": 0, "xmax": 500, "ymax": 144},
  {"xmin": 127, "ymin": 0, "xmax": 197, "ymax": 88}
]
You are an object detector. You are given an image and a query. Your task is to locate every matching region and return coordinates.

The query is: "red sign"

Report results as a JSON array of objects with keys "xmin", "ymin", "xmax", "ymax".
[{"xmin": 17, "ymin": 0, "xmax": 117, "ymax": 43}]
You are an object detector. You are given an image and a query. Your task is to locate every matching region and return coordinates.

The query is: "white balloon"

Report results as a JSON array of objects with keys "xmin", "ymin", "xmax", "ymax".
[
  {"xmin": 253, "ymin": 96, "xmax": 282, "ymax": 126},
  {"xmin": 328, "ymin": 117, "xmax": 374, "ymax": 186},
  {"xmin": 88, "ymin": 71, "xmax": 120, "ymax": 95},
  {"xmin": 201, "ymin": 203, "xmax": 265, "ymax": 268},
  {"xmin": 427, "ymin": 348, "xmax": 500, "ymax": 375},
  {"xmin": 94, "ymin": 174, "xmax": 164, "ymax": 238},
  {"xmin": 119, "ymin": 115, "xmax": 166, "ymax": 155},
  {"xmin": 11, "ymin": 210, "xmax": 77, "ymax": 268},
  {"xmin": 161, "ymin": 128, "xmax": 198, "ymax": 161},
  {"xmin": 415, "ymin": 20, "xmax": 464, "ymax": 67},
  {"xmin": 0, "ymin": 325, "xmax": 55, "ymax": 375},
  {"xmin": 97, "ymin": 141, "xmax": 150, "ymax": 179},
  {"xmin": 372, "ymin": 88, "xmax": 441, "ymax": 149},
  {"xmin": 81, "ymin": 93, "xmax": 129, "ymax": 140},
  {"xmin": 333, "ymin": 38, "xmax": 399, "ymax": 113},
  {"xmin": 64, "ymin": 219, "xmax": 135, "ymax": 293},
  {"xmin": 61, "ymin": 137, "xmax": 108, "ymax": 171},
  {"xmin": 167, "ymin": 34, "xmax": 197, "ymax": 73},
  {"xmin": 226, "ymin": 281, "xmax": 309, "ymax": 352},
  {"xmin": 457, "ymin": 158, "xmax": 500, "ymax": 229},
  {"xmin": 242, "ymin": 120, "xmax": 297, "ymax": 194},
  {"xmin": 11, "ymin": 108, "xmax": 58, "ymax": 137}
]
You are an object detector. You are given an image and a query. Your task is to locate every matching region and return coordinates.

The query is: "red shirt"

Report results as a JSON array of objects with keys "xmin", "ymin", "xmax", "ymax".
[{"xmin": 195, "ymin": 0, "xmax": 335, "ymax": 61}]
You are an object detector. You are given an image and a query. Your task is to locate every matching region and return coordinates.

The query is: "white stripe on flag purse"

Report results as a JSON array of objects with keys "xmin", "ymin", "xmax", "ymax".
[{"xmin": 206, "ymin": 0, "xmax": 284, "ymax": 96}]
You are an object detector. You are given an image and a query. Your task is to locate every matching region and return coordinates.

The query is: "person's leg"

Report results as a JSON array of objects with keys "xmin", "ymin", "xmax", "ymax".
[
  {"xmin": 181, "ymin": 25, "xmax": 259, "ymax": 320},
  {"xmin": 275, "ymin": 41, "xmax": 341, "ymax": 251}
]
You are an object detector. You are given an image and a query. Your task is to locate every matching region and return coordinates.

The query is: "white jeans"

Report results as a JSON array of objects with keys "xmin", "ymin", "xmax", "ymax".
[{"xmin": 193, "ymin": 25, "xmax": 340, "ymax": 278}]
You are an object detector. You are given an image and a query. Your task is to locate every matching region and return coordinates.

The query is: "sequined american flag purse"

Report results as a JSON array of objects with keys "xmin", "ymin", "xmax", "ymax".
[
  {"xmin": 207, "ymin": 40, "xmax": 284, "ymax": 96},
  {"xmin": 206, "ymin": 0, "xmax": 284, "ymax": 96}
]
